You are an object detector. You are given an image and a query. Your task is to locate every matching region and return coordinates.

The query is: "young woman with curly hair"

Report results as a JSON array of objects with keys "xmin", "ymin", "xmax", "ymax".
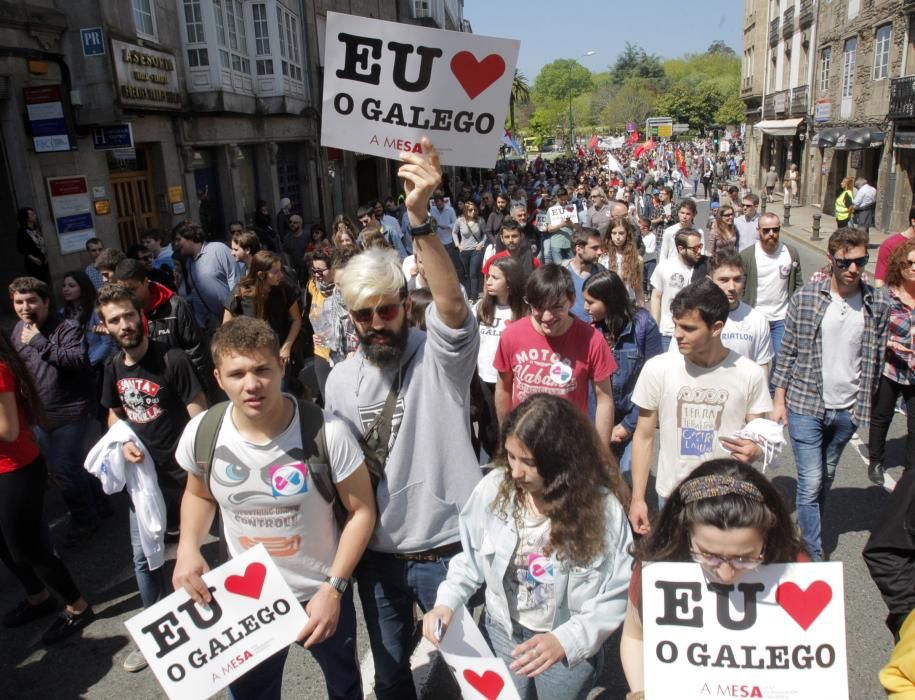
[
  {"xmin": 423, "ymin": 394, "xmax": 633, "ymax": 700},
  {"xmin": 599, "ymin": 216, "xmax": 643, "ymax": 304}
]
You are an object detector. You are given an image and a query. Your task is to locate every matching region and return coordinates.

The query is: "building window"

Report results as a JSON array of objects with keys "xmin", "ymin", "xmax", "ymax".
[
  {"xmin": 252, "ymin": 3, "xmax": 273, "ymax": 75},
  {"xmin": 842, "ymin": 37, "xmax": 857, "ymax": 98},
  {"xmin": 184, "ymin": 0, "xmax": 205, "ymax": 44},
  {"xmin": 187, "ymin": 48, "xmax": 209, "ymax": 67},
  {"xmin": 214, "ymin": 0, "xmax": 251, "ymax": 75},
  {"xmin": 133, "ymin": 0, "xmax": 156, "ymax": 38},
  {"xmin": 277, "ymin": 6, "xmax": 303, "ymax": 82},
  {"xmin": 847, "ymin": 0, "xmax": 860, "ymax": 20},
  {"xmin": 873, "ymin": 24, "xmax": 892, "ymax": 80},
  {"xmin": 819, "ymin": 47, "xmax": 831, "ymax": 92}
]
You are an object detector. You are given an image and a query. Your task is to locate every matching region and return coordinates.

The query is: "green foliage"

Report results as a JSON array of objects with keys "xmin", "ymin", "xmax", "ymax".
[
  {"xmin": 508, "ymin": 69, "xmax": 531, "ymax": 133},
  {"xmin": 610, "ymin": 42, "xmax": 666, "ymax": 86},
  {"xmin": 716, "ymin": 94, "xmax": 746, "ymax": 127},
  {"xmin": 532, "ymin": 59, "xmax": 594, "ymax": 102},
  {"xmin": 601, "ymin": 79, "xmax": 660, "ymax": 130},
  {"xmin": 707, "ymin": 40, "xmax": 737, "ymax": 57}
]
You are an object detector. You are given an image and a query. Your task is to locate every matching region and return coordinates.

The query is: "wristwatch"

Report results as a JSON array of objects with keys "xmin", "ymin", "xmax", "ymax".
[
  {"xmin": 410, "ymin": 219, "xmax": 434, "ymax": 237},
  {"xmin": 325, "ymin": 575, "xmax": 349, "ymax": 595}
]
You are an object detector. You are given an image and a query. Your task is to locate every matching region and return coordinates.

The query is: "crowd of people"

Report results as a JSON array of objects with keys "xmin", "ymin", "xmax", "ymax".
[{"xmin": 1, "ymin": 134, "xmax": 914, "ymax": 700}]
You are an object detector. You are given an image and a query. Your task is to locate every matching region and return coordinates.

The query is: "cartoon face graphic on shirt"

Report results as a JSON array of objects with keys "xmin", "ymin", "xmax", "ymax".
[{"xmin": 210, "ymin": 444, "xmax": 309, "ymax": 504}]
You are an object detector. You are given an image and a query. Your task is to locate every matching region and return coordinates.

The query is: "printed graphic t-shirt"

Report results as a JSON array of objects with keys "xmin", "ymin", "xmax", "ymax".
[
  {"xmin": 176, "ymin": 398, "xmax": 363, "ymax": 601},
  {"xmin": 494, "ymin": 316, "xmax": 616, "ymax": 414},
  {"xmin": 506, "ymin": 511, "xmax": 555, "ymax": 632},
  {"xmin": 631, "ymin": 350, "xmax": 772, "ymax": 498},
  {"xmin": 102, "ymin": 340, "xmax": 202, "ymax": 484},
  {"xmin": 476, "ymin": 302, "xmax": 514, "ymax": 383}
]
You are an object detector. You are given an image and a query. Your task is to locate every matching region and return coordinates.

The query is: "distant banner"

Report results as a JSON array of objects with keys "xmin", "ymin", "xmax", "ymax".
[{"xmin": 321, "ymin": 12, "xmax": 519, "ymax": 168}]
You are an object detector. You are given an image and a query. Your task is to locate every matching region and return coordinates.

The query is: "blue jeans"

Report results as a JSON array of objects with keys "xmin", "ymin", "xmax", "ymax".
[
  {"xmin": 660, "ymin": 335, "xmax": 672, "ymax": 352},
  {"xmin": 787, "ymin": 408, "xmax": 857, "ymax": 560},
  {"xmin": 355, "ymin": 549, "xmax": 454, "ymax": 700},
  {"xmin": 34, "ymin": 417, "xmax": 101, "ymax": 529},
  {"xmin": 129, "ymin": 495, "xmax": 172, "ymax": 609},
  {"xmin": 484, "ymin": 612, "xmax": 602, "ymax": 700},
  {"xmin": 612, "ymin": 438, "xmax": 633, "ymax": 473},
  {"xmin": 769, "ymin": 319, "xmax": 785, "ymax": 357},
  {"xmin": 228, "ymin": 587, "xmax": 362, "ymax": 700}
]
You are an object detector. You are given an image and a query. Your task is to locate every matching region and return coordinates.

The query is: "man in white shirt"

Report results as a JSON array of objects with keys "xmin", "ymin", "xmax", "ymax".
[
  {"xmin": 428, "ymin": 194, "xmax": 459, "ymax": 273},
  {"xmin": 739, "ymin": 213, "xmax": 802, "ymax": 356},
  {"xmin": 658, "ymin": 198, "xmax": 702, "ymax": 261},
  {"xmin": 853, "ymin": 177, "xmax": 878, "ymax": 236},
  {"xmin": 735, "ymin": 193, "xmax": 761, "ymax": 252},
  {"xmin": 650, "ymin": 229, "xmax": 707, "ymax": 351},
  {"xmin": 629, "ymin": 278, "xmax": 772, "ymax": 533}
]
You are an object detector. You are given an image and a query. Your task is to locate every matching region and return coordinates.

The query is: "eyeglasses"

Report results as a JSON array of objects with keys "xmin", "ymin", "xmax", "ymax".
[
  {"xmin": 760, "ymin": 226, "xmax": 781, "ymax": 233},
  {"xmin": 689, "ymin": 546, "xmax": 765, "ymax": 571},
  {"xmin": 313, "ymin": 268, "xmax": 328, "ymax": 276},
  {"xmin": 351, "ymin": 302, "xmax": 402, "ymax": 324},
  {"xmin": 832, "ymin": 255, "xmax": 869, "ymax": 270},
  {"xmin": 742, "ymin": 203, "xmax": 755, "ymax": 208},
  {"xmin": 681, "ymin": 244, "xmax": 703, "ymax": 254},
  {"xmin": 906, "ymin": 259, "xmax": 915, "ymax": 269},
  {"xmin": 524, "ymin": 299, "xmax": 568, "ymax": 316}
]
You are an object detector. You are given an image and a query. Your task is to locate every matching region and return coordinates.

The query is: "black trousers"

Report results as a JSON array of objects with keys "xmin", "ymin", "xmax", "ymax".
[
  {"xmin": 0, "ymin": 457, "xmax": 82, "ymax": 604},
  {"xmin": 869, "ymin": 375, "xmax": 915, "ymax": 469}
]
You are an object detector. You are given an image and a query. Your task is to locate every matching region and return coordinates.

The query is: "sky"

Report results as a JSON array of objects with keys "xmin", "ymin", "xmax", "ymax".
[{"xmin": 462, "ymin": 0, "xmax": 744, "ymax": 82}]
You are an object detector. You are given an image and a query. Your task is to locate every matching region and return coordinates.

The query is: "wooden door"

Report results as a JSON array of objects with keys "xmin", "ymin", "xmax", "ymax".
[{"xmin": 110, "ymin": 148, "xmax": 159, "ymax": 250}]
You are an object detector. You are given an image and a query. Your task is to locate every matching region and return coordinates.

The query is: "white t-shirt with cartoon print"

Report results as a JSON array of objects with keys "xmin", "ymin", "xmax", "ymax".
[{"xmin": 176, "ymin": 396, "xmax": 363, "ymax": 601}]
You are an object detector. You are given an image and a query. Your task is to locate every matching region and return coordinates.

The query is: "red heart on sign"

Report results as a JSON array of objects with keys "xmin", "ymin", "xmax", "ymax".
[
  {"xmin": 776, "ymin": 580, "xmax": 832, "ymax": 630},
  {"xmin": 463, "ymin": 669, "xmax": 505, "ymax": 699},
  {"xmin": 224, "ymin": 562, "xmax": 267, "ymax": 600},
  {"xmin": 450, "ymin": 52, "xmax": 506, "ymax": 99}
]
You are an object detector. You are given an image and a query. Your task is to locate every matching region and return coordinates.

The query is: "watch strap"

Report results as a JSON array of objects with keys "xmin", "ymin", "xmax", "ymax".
[{"xmin": 410, "ymin": 219, "xmax": 434, "ymax": 236}]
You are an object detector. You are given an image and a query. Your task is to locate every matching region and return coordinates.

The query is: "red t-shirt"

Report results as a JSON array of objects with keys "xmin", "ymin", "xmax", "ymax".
[
  {"xmin": 875, "ymin": 232, "xmax": 911, "ymax": 283},
  {"xmin": 0, "ymin": 362, "xmax": 40, "ymax": 473},
  {"xmin": 481, "ymin": 250, "xmax": 541, "ymax": 278},
  {"xmin": 493, "ymin": 316, "xmax": 616, "ymax": 414}
]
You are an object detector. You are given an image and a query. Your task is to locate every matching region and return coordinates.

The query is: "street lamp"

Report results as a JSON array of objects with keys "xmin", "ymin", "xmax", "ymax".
[{"xmin": 568, "ymin": 50, "xmax": 595, "ymax": 151}]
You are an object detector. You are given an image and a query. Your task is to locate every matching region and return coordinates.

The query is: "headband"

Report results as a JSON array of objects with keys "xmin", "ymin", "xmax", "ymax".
[{"xmin": 679, "ymin": 474, "xmax": 764, "ymax": 504}]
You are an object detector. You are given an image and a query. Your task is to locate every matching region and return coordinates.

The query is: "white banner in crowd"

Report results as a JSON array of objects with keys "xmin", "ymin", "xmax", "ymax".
[
  {"xmin": 124, "ymin": 545, "xmax": 307, "ymax": 700},
  {"xmin": 321, "ymin": 12, "xmax": 519, "ymax": 168},
  {"xmin": 643, "ymin": 562, "xmax": 848, "ymax": 700},
  {"xmin": 547, "ymin": 203, "xmax": 579, "ymax": 227},
  {"xmin": 437, "ymin": 606, "xmax": 521, "ymax": 700}
]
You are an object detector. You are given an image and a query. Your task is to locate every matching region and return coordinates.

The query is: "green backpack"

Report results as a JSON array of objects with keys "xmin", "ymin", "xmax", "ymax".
[{"xmin": 193, "ymin": 400, "xmax": 348, "ymax": 530}]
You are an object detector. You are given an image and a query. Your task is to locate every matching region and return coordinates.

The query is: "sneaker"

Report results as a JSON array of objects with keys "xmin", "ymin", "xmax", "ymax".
[
  {"xmin": 41, "ymin": 606, "xmax": 95, "ymax": 644},
  {"xmin": 64, "ymin": 523, "xmax": 99, "ymax": 549},
  {"xmin": 2, "ymin": 597, "xmax": 57, "ymax": 628},
  {"xmin": 123, "ymin": 647, "xmax": 148, "ymax": 673}
]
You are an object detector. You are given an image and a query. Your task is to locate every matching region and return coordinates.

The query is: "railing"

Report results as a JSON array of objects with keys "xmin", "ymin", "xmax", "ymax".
[
  {"xmin": 890, "ymin": 75, "xmax": 915, "ymax": 119},
  {"xmin": 782, "ymin": 6, "xmax": 795, "ymax": 38},
  {"xmin": 790, "ymin": 85, "xmax": 809, "ymax": 115},
  {"xmin": 769, "ymin": 18, "xmax": 780, "ymax": 46},
  {"xmin": 763, "ymin": 89, "xmax": 790, "ymax": 119},
  {"xmin": 798, "ymin": 0, "xmax": 814, "ymax": 28}
]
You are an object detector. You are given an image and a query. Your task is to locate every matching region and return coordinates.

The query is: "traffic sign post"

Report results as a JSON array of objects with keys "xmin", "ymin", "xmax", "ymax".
[{"xmin": 80, "ymin": 27, "xmax": 105, "ymax": 57}]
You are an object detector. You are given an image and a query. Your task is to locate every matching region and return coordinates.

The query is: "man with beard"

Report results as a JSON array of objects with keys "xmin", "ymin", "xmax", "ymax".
[
  {"xmin": 481, "ymin": 218, "xmax": 540, "ymax": 278},
  {"xmin": 96, "ymin": 284, "xmax": 207, "ymax": 672},
  {"xmin": 324, "ymin": 139, "xmax": 481, "ymax": 700},
  {"xmin": 565, "ymin": 228, "xmax": 606, "ymax": 320}
]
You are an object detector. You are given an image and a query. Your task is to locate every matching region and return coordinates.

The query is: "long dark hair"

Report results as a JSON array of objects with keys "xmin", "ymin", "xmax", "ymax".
[
  {"xmin": 583, "ymin": 271, "xmax": 635, "ymax": 344},
  {"xmin": 237, "ymin": 250, "xmax": 283, "ymax": 319},
  {"xmin": 492, "ymin": 394, "xmax": 629, "ymax": 563},
  {"xmin": 477, "ymin": 257, "xmax": 527, "ymax": 327},
  {"xmin": 633, "ymin": 459, "xmax": 804, "ymax": 565},
  {"xmin": 61, "ymin": 269, "xmax": 97, "ymax": 326},
  {"xmin": 0, "ymin": 330, "xmax": 46, "ymax": 428}
]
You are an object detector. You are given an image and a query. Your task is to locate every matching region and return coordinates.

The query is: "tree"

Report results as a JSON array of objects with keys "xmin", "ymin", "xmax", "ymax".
[
  {"xmin": 715, "ymin": 94, "xmax": 746, "ymax": 127},
  {"xmin": 707, "ymin": 40, "xmax": 737, "ymax": 57},
  {"xmin": 508, "ymin": 69, "xmax": 530, "ymax": 135},
  {"xmin": 601, "ymin": 80, "xmax": 659, "ymax": 130},
  {"xmin": 532, "ymin": 59, "xmax": 594, "ymax": 103},
  {"xmin": 526, "ymin": 110, "xmax": 554, "ymax": 150},
  {"xmin": 609, "ymin": 42, "xmax": 666, "ymax": 86}
]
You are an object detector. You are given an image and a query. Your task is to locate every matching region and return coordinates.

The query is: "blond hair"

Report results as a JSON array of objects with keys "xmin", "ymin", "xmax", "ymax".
[{"xmin": 337, "ymin": 248, "xmax": 406, "ymax": 310}]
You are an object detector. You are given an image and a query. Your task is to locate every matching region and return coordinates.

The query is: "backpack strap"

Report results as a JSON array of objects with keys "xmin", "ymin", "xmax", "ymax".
[
  {"xmin": 293, "ymin": 400, "xmax": 349, "ymax": 531},
  {"xmin": 193, "ymin": 400, "xmax": 231, "ymax": 495}
]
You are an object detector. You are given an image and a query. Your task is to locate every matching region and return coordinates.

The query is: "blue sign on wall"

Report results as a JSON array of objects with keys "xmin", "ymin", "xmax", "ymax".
[
  {"xmin": 81, "ymin": 28, "xmax": 105, "ymax": 57},
  {"xmin": 92, "ymin": 124, "xmax": 134, "ymax": 150}
]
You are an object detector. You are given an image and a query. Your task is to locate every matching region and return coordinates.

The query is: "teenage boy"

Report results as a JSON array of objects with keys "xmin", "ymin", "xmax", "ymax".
[{"xmin": 174, "ymin": 317, "xmax": 375, "ymax": 699}]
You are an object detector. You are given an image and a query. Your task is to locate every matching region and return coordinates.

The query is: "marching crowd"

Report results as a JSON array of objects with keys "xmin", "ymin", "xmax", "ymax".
[{"xmin": 2, "ymin": 135, "xmax": 915, "ymax": 700}]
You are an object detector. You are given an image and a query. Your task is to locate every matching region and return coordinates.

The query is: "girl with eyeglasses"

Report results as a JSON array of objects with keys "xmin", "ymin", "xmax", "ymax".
[
  {"xmin": 619, "ymin": 458, "xmax": 806, "ymax": 700},
  {"xmin": 707, "ymin": 205, "xmax": 739, "ymax": 256}
]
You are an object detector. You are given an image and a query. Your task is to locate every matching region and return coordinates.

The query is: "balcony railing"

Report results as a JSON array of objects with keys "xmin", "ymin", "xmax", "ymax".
[
  {"xmin": 799, "ymin": 0, "xmax": 814, "ymax": 28},
  {"xmin": 890, "ymin": 75, "xmax": 915, "ymax": 119},
  {"xmin": 769, "ymin": 18, "xmax": 780, "ymax": 46},
  {"xmin": 782, "ymin": 6, "xmax": 795, "ymax": 38},
  {"xmin": 790, "ymin": 85, "xmax": 809, "ymax": 115}
]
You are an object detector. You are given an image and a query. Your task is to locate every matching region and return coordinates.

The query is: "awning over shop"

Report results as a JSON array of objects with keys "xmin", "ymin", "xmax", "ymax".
[
  {"xmin": 754, "ymin": 118, "xmax": 805, "ymax": 136},
  {"xmin": 835, "ymin": 127, "xmax": 886, "ymax": 150},
  {"xmin": 894, "ymin": 130, "xmax": 915, "ymax": 149},
  {"xmin": 812, "ymin": 127, "xmax": 842, "ymax": 148}
]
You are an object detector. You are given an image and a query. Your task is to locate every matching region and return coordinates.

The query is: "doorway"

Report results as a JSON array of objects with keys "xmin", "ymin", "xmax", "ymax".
[{"xmin": 109, "ymin": 146, "xmax": 160, "ymax": 250}]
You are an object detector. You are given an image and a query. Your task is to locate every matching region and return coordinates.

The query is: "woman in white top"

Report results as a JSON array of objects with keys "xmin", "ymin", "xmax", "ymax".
[
  {"xmin": 474, "ymin": 256, "xmax": 527, "ymax": 457},
  {"xmin": 599, "ymin": 216, "xmax": 643, "ymax": 304},
  {"xmin": 452, "ymin": 201, "xmax": 486, "ymax": 302}
]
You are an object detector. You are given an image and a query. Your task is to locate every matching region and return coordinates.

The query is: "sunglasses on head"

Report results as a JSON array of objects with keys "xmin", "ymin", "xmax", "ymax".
[
  {"xmin": 351, "ymin": 302, "xmax": 402, "ymax": 324},
  {"xmin": 832, "ymin": 254, "xmax": 869, "ymax": 270}
]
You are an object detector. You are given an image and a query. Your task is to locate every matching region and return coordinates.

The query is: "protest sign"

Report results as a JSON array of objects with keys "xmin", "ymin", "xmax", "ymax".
[
  {"xmin": 534, "ymin": 212, "xmax": 549, "ymax": 232},
  {"xmin": 321, "ymin": 12, "xmax": 519, "ymax": 168},
  {"xmin": 124, "ymin": 545, "xmax": 307, "ymax": 700},
  {"xmin": 547, "ymin": 204, "xmax": 578, "ymax": 227},
  {"xmin": 643, "ymin": 562, "xmax": 848, "ymax": 700},
  {"xmin": 437, "ymin": 606, "xmax": 521, "ymax": 700}
]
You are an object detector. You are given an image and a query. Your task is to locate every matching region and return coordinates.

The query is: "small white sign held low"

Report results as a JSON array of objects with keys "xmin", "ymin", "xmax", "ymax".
[
  {"xmin": 124, "ymin": 545, "xmax": 307, "ymax": 700},
  {"xmin": 321, "ymin": 11, "xmax": 519, "ymax": 168},
  {"xmin": 437, "ymin": 606, "xmax": 521, "ymax": 700},
  {"xmin": 547, "ymin": 204, "xmax": 579, "ymax": 227},
  {"xmin": 643, "ymin": 562, "xmax": 848, "ymax": 700}
]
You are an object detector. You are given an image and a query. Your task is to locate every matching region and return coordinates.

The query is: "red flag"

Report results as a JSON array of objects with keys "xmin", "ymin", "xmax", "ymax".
[
  {"xmin": 627, "ymin": 130, "xmax": 639, "ymax": 145},
  {"xmin": 588, "ymin": 134, "xmax": 599, "ymax": 150},
  {"xmin": 675, "ymin": 148, "xmax": 688, "ymax": 177}
]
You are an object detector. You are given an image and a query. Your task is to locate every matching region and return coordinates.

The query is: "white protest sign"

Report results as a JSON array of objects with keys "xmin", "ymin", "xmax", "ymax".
[
  {"xmin": 534, "ymin": 212, "xmax": 549, "ymax": 232},
  {"xmin": 643, "ymin": 562, "xmax": 848, "ymax": 700},
  {"xmin": 547, "ymin": 204, "xmax": 578, "ymax": 227},
  {"xmin": 321, "ymin": 12, "xmax": 519, "ymax": 168},
  {"xmin": 437, "ymin": 606, "xmax": 521, "ymax": 700},
  {"xmin": 124, "ymin": 545, "xmax": 307, "ymax": 700}
]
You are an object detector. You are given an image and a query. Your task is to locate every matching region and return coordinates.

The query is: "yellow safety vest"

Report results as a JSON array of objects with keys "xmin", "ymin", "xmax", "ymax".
[{"xmin": 835, "ymin": 190, "xmax": 852, "ymax": 220}]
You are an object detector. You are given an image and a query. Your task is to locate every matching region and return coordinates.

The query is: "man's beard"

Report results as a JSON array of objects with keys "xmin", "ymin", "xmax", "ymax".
[
  {"xmin": 114, "ymin": 328, "xmax": 144, "ymax": 350},
  {"xmin": 357, "ymin": 321, "xmax": 409, "ymax": 368}
]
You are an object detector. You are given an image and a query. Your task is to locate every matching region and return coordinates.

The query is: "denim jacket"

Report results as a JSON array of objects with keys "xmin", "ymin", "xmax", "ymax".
[
  {"xmin": 606, "ymin": 308, "xmax": 663, "ymax": 434},
  {"xmin": 435, "ymin": 469, "xmax": 633, "ymax": 668}
]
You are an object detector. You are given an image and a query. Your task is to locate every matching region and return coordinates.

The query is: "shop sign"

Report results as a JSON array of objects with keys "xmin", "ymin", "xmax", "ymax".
[
  {"xmin": 81, "ymin": 27, "xmax": 105, "ymax": 57},
  {"xmin": 92, "ymin": 124, "xmax": 134, "ymax": 150},
  {"xmin": 24, "ymin": 85, "xmax": 72, "ymax": 153},
  {"xmin": 46, "ymin": 176, "xmax": 96, "ymax": 254},
  {"xmin": 111, "ymin": 38, "xmax": 181, "ymax": 110},
  {"xmin": 815, "ymin": 99, "xmax": 831, "ymax": 123}
]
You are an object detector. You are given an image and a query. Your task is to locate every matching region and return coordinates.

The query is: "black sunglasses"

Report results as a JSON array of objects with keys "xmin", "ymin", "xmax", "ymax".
[
  {"xmin": 760, "ymin": 226, "xmax": 781, "ymax": 233},
  {"xmin": 832, "ymin": 255, "xmax": 869, "ymax": 270}
]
